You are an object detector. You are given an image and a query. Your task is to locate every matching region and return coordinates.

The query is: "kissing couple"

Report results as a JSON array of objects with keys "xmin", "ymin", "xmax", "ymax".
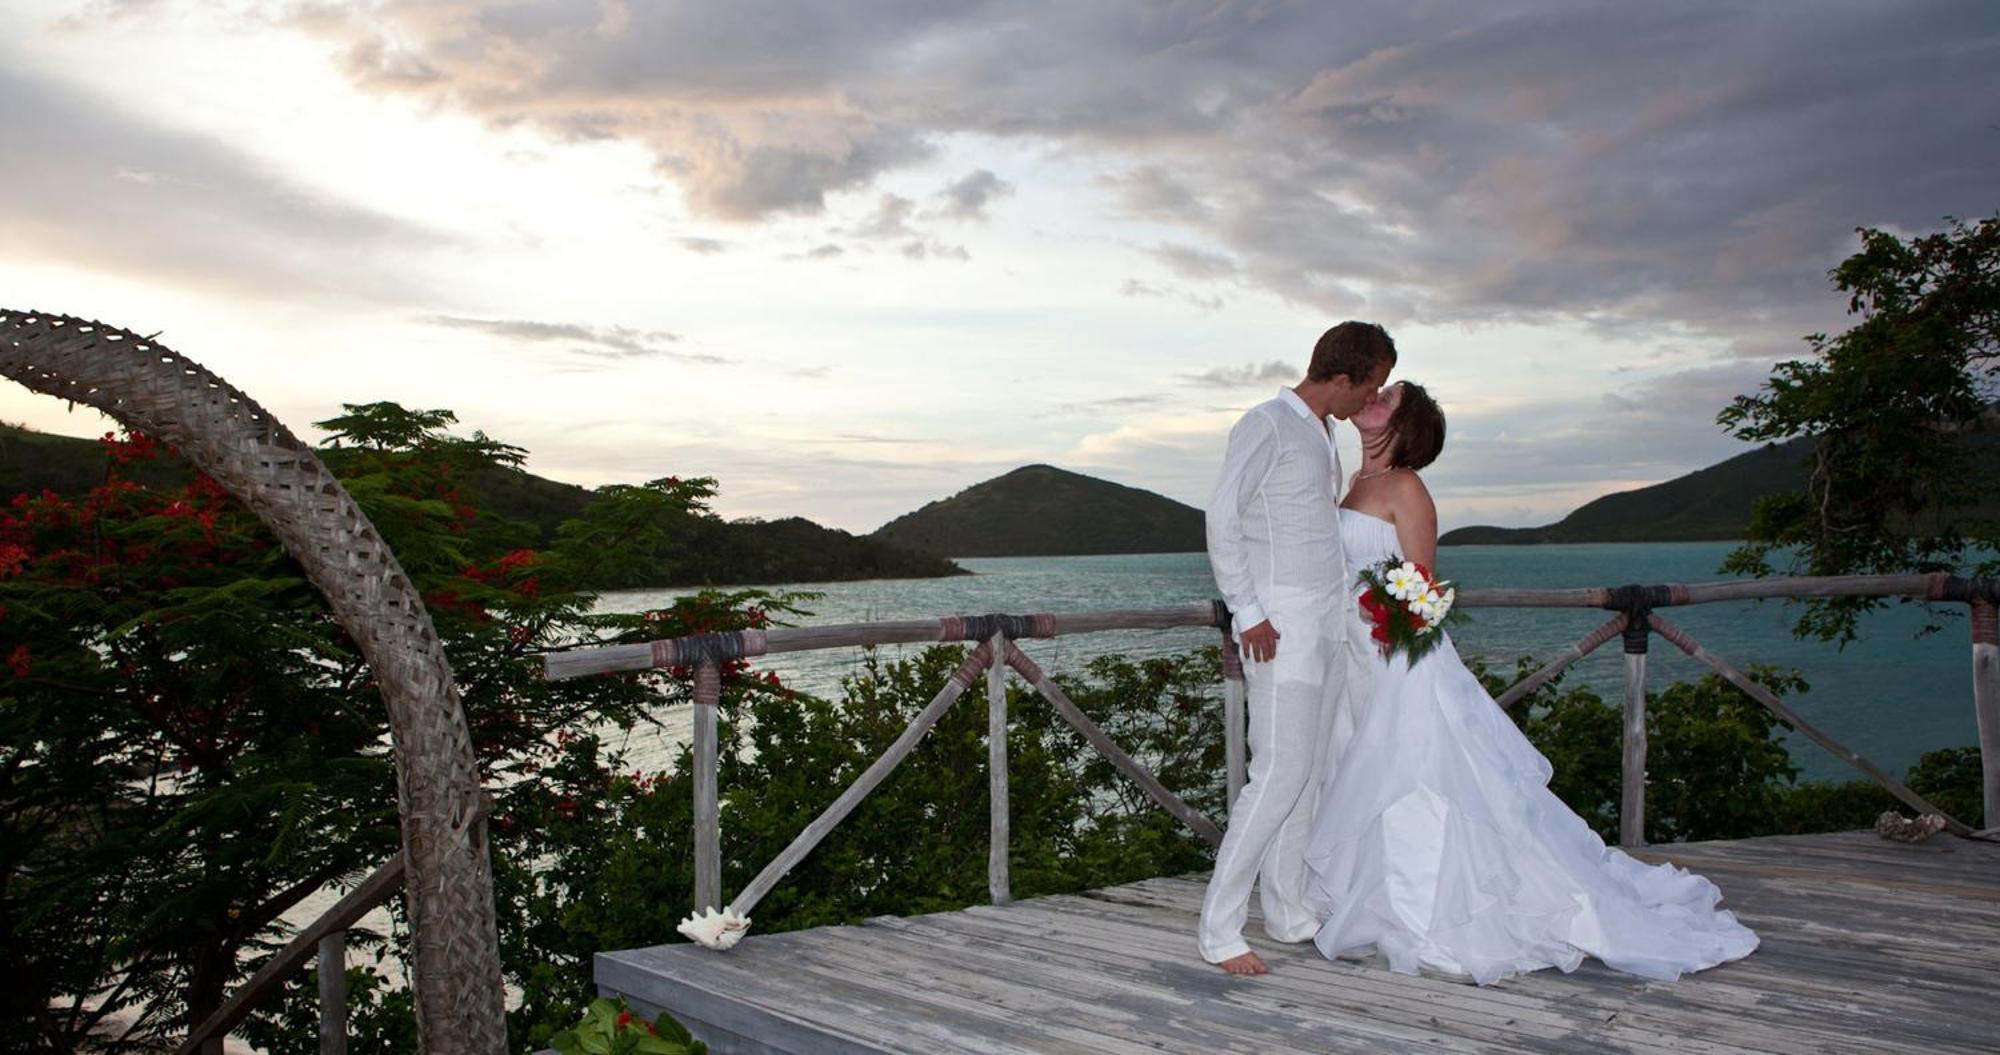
[{"xmin": 1198, "ymin": 321, "xmax": 1759, "ymax": 984}]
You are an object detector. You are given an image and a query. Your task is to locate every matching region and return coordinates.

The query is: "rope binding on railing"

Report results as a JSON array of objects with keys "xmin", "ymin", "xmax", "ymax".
[{"xmin": 939, "ymin": 613, "xmax": 1055, "ymax": 641}]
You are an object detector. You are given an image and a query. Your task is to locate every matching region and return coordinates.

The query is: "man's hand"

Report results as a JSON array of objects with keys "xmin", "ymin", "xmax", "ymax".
[{"xmin": 1239, "ymin": 619, "xmax": 1280, "ymax": 663}]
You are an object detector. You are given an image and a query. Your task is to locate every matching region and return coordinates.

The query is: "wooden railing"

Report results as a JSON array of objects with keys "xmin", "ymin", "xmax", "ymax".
[
  {"xmin": 176, "ymin": 855, "xmax": 405, "ymax": 1055},
  {"xmin": 1473, "ymin": 573, "xmax": 1999, "ymax": 844},
  {"xmin": 540, "ymin": 572, "xmax": 2000, "ymax": 944},
  {"xmin": 551, "ymin": 606, "xmax": 1237, "ymax": 917},
  {"xmin": 188, "ymin": 570, "xmax": 2000, "ymax": 1048}
]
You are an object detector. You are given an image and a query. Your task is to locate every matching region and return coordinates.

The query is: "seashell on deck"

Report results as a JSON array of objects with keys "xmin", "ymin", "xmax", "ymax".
[{"xmin": 596, "ymin": 829, "xmax": 2000, "ymax": 1054}]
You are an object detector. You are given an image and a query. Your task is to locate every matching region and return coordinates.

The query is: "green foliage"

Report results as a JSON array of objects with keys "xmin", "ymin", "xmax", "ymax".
[
  {"xmin": 0, "ymin": 406, "xmax": 785, "ymax": 1050},
  {"xmin": 1, "ymin": 433, "xmax": 400, "ymax": 1051},
  {"xmin": 1642, "ymin": 670, "xmax": 1803, "ymax": 842},
  {"xmin": 1472, "ymin": 656, "xmax": 1983, "ymax": 841},
  {"xmin": 549, "ymin": 997, "xmax": 706, "ymax": 1055},
  {"xmin": 1904, "ymin": 746, "xmax": 1987, "ymax": 828},
  {"xmin": 1765, "ymin": 747, "xmax": 1986, "ymax": 833},
  {"xmin": 1719, "ymin": 215, "xmax": 2000, "ymax": 641},
  {"xmin": 0, "ymin": 418, "xmax": 962, "ymax": 591}
]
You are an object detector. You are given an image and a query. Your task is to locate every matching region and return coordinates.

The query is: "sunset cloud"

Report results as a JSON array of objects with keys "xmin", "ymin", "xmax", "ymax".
[
  {"xmin": 0, "ymin": 65, "xmax": 441, "ymax": 302},
  {"xmin": 427, "ymin": 315, "xmax": 726, "ymax": 368},
  {"xmin": 277, "ymin": 1, "xmax": 1997, "ymax": 348},
  {"xmin": 2, "ymin": 1, "xmax": 1993, "ymax": 534}
]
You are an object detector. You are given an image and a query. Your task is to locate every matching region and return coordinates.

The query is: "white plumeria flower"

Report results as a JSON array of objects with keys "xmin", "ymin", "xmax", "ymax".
[
  {"xmin": 678, "ymin": 906, "xmax": 752, "ymax": 950},
  {"xmin": 1384, "ymin": 565, "xmax": 1424, "ymax": 600},
  {"xmin": 1434, "ymin": 587, "xmax": 1455, "ymax": 619}
]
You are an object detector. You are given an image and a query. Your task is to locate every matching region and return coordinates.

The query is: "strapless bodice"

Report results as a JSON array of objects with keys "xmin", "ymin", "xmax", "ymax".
[{"xmin": 1339, "ymin": 506, "xmax": 1402, "ymax": 580}]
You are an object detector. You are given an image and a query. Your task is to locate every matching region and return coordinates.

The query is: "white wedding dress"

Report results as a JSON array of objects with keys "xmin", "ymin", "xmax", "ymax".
[{"xmin": 1301, "ymin": 507, "xmax": 1759, "ymax": 985}]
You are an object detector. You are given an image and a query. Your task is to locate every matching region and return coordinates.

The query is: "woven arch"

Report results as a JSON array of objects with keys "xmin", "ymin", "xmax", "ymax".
[{"xmin": 0, "ymin": 312, "xmax": 506, "ymax": 1052}]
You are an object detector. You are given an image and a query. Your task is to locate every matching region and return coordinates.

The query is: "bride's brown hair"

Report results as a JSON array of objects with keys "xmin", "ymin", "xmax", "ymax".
[{"xmin": 1367, "ymin": 381, "xmax": 1446, "ymax": 470}]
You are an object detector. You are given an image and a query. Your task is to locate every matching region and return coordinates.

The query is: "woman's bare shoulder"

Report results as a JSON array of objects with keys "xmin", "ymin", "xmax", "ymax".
[{"xmin": 1389, "ymin": 468, "xmax": 1435, "ymax": 505}]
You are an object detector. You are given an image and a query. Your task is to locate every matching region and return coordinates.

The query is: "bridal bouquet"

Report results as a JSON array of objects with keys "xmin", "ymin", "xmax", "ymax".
[{"xmin": 1356, "ymin": 557, "xmax": 1464, "ymax": 662}]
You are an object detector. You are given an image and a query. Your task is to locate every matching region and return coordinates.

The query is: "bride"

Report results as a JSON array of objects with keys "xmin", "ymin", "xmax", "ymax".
[{"xmin": 1302, "ymin": 381, "xmax": 1759, "ymax": 985}]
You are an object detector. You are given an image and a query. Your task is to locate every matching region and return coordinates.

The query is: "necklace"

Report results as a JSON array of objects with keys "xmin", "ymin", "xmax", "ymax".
[{"xmin": 1353, "ymin": 466, "xmax": 1399, "ymax": 482}]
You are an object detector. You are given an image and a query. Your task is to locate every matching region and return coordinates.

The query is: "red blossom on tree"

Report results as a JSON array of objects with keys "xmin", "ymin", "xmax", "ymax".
[{"xmin": 99, "ymin": 429, "xmax": 160, "ymax": 465}]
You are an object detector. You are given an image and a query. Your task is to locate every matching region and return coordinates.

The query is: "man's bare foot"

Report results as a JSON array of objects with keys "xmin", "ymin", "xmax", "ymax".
[{"xmin": 1216, "ymin": 951, "xmax": 1268, "ymax": 976}]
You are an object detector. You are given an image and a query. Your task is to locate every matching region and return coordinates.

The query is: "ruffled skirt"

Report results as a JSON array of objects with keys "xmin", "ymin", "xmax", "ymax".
[{"xmin": 1302, "ymin": 636, "xmax": 1759, "ymax": 985}]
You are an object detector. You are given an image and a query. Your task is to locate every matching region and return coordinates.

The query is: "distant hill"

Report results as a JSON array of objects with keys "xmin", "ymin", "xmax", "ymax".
[
  {"xmin": 871, "ymin": 464, "xmax": 1204, "ymax": 557},
  {"xmin": 1439, "ymin": 439, "xmax": 1814, "ymax": 545},
  {"xmin": 0, "ymin": 421, "xmax": 191, "ymax": 495},
  {"xmin": 0, "ymin": 423, "xmax": 962, "ymax": 587}
]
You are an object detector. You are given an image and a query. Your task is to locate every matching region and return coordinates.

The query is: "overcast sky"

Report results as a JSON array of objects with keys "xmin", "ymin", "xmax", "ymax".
[{"xmin": 4, "ymin": 1, "xmax": 1996, "ymax": 533}]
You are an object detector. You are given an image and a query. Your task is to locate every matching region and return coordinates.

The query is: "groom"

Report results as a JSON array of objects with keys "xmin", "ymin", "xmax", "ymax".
[{"xmin": 1198, "ymin": 321, "xmax": 1395, "ymax": 975}]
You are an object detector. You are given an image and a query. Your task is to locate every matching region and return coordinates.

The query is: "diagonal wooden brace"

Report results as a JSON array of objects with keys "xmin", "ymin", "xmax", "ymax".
[
  {"xmin": 1004, "ymin": 643, "xmax": 1224, "ymax": 847},
  {"xmin": 1648, "ymin": 612, "xmax": 1988, "ymax": 841},
  {"xmin": 724, "ymin": 642, "xmax": 996, "ymax": 922}
]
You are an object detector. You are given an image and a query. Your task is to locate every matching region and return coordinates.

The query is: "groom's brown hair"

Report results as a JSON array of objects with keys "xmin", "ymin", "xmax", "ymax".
[{"xmin": 1307, "ymin": 321, "xmax": 1397, "ymax": 383}]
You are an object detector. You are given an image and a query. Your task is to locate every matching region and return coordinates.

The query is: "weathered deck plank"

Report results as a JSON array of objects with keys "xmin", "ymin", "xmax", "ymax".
[{"xmin": 598, "ymin": 831, "xmax": 2000, "ymax": 1054}]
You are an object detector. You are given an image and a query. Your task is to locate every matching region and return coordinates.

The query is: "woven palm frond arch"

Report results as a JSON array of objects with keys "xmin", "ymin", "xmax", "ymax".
[{"xmin": 0, "ymin": 312, "xmax": 506, "ymax": 1052}]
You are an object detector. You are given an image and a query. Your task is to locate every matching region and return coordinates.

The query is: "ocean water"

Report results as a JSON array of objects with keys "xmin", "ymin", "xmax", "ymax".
[{"xmin": 595, "ymin": 543, "xmax": 1983, "ymax": 785}]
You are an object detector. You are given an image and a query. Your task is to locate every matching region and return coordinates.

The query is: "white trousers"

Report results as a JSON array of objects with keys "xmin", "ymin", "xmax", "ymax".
[{"xmin": 1197, "ymin": 604, "xmax": 1350, "ymax": 962}]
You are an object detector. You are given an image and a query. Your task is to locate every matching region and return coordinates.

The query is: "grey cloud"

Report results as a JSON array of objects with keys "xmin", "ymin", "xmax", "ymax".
[
  {"xmin": 852, "ymin": 194, "xmax": 918, "ymax": 239},
  {"xmin": 1120, "ymin": 279, "xmax": 1223, "ymax": 311},
  {"xmin": 935, "ymin": 169, "xmax": 1013, "ymax": 220},
  {"xmin": 680, "ymin": 237, "xmax": 731, "ymax": 254},
  {"xmin": 288, "ymin": 2, "xmax": 1998, "ymax": 354},
  {"xmin": 428, "ymin": 314, "xmax": 727, "ymax": 366},
  {"xmin": 1423, "ymin": 361, "xmax": 1777, "ymax": 493},
  {"xmin": 298, "ymin": 1, "xmax": 945, "ymax": 221},
  {"xmin": 684, "ymin": 129, "xmax": 932, "ymax": 219},
  {"xmin": 0, "ymin": 66, "xmax": 443, "ymax": 303},
  {"xmin": 54, "ymin": 0, "xmax": 165, "ymax": 28},
  {"xmin": 831, "ymin": 432, "xmax": 922, "ymax": 444},
  {"xmin": 1037, "ymin": 393, "xmax": 1172, "ymax": 418},
  {"xmin": 795, "ymin": 243, "xmax": 845, "ymax": 260},
  {"xmin": 850, "ymin": 193, "xmax": 969, "ymax": 261},
  {"xmin": 1104, "ymin": 166, "xmax": 1211, "ymax": 223},
  {"xmin": 901, "ymin": 239, "xmax": 969, "ymax": 261},
  {"xmin": 1181, "ymin": 360, "xmax": 1295, "ymax": 388},
  {"xmin": 1151, "ymin": 243, "xmax": 1237, "ymax": 281}
]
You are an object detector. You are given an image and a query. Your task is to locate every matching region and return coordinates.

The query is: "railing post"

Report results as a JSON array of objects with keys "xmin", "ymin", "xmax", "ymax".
[
  {"xmin": 318, "ymin": 930, "xmax": 347, "ymax": 1055},
  {"xmin": 693, "ymin": 662, "xmax": 722, "ymax": 914},
  {"xmin": 1221, "ymin": 627, "xmax": 1246, "ymax": 811},
  {"xmin": 1971, "ymin": 597, "xmax": 1999, "ymax": 831},
  {"xmin": 1620, "ymin": 610, "xmax": 1650, "ymax": 849},
  {"xmin": 987, "ymin": 632, "xmax": 1011, "ymax": 905},
  {"xmin": 728, "ymin": 643, "xmax": 993, "ymax": 918}
]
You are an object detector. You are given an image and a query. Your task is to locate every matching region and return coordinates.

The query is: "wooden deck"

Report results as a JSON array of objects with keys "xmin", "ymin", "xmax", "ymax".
[{"xmin": 596, "ymin": 831, "xmax": 2000, "ymax": 1053}]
